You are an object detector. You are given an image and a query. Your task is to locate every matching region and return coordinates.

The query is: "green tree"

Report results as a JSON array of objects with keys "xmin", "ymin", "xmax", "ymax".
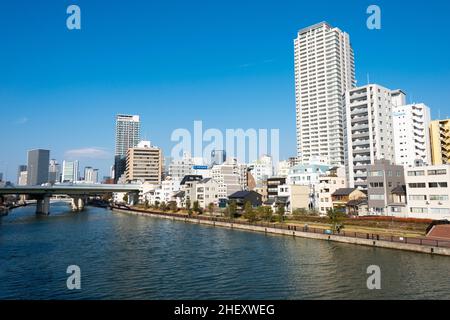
[
  {"xmin": 243, "ymin": 201, "xmax": 257, "ymax": 222},
  {"xmin": 227, "ymin": 200, "xmax": 237, "ymax": 219},
  {"xmin": 144, "ymin": 200, "xmax": 149, "ymax": 210},
  {"xmin": 207, "ymin": 203, "xmax": 215, "ymax": 215},
  {"xmin": 262, "ymin": 206, "xmax": 273, "ymax": 222},
  {"xmin": 186, "ymin": 199, "xmax": 192, "ymax": 217},
  {"xmin": 122, "ymin": 194, "xmax": 129, "ymax": 204},
  {"xmin": 154, "ymin": 201, "xmax": 160, "ymax": 210},
  {"xmin": 327, "ymin": 208, "xmax": 346, "ymax": 233},
  {"xmin": 169, "ymin": 201, "xmax": 178, "ymax": 212},
  {"xmin": 277, "ymin": 204, "xmax": 286, "ymax": 222},
  {"xmin": 160, "ymin": 201, "xmax": 167, "ymax": 212},
  {"xmin": 193, "ymin": 201, "xmax": 200, "ymax": 214}
]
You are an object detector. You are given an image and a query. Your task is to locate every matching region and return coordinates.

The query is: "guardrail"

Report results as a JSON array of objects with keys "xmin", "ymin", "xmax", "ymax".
[{"xmin": 113, "ymin": 207, "xmax": 450, "ymax": 249}]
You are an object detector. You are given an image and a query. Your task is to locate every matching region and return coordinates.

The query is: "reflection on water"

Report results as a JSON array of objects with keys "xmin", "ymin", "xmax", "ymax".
[{"xmin": 1, "ymin": 204, "xmax": 449, "ymax": 300}]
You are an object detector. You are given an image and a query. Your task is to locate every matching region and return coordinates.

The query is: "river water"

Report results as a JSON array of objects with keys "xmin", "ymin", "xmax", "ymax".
[{"xmin": 1, "ymin": 203, "xmax": 449, "ymax": 300}]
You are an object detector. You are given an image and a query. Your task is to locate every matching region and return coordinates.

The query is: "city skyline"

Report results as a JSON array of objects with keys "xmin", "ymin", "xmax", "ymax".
[{"xmin": 1, "ymin": 1, "xmax": 450, "ymax": 180}]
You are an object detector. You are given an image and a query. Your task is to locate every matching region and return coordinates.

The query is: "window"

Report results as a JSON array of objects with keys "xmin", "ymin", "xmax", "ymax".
[
  {"xmin": 369, "ymin": 194, "xmax": 385, "ymax": 200},
  {"xmin": 369, "ymin": 182, "xmax": 384, "ymax": 188},
  {"xmin": 428, "ymin": 169, "xmax": 447, "ymax": 175},
  {"xmin": 407, "ymin": 170, "xmax": 425, "ymax": 177},
  {"xmin": 369, "ymin": 171, "xmax": 383, "ymax": 177},
  {"xmin": 429, "ymin": 182, "xmax": 448, "ymax": 188},
  {"xmin": 430, "ymin": 208, "xmax": 450, "ymax": 214},
  {"xmin": 409, "ymin": 195, "xmax": 427, "ymax": 201},
  {"xmin": 429, "ymin": 195, "xmax": 449, "ymax": 201},
  {"xmin": 410, "ymin": 207, "xmax": 427, "ymax": 214},
  {"xmin": 408, "ymin": 183, "xmax": 426, "ymax": 188}
]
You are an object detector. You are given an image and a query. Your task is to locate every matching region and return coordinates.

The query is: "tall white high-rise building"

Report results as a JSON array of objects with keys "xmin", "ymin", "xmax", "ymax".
[
  {"xmin": 344, "ymin": 84, "xmax": 397, "ymax": 189},
  {"xmin": 115, "ymin": 114, "xmax": 141, "ymax": 182},
  {"xmin": 393, "ymin": 103, "xmax": 431, "ymax": 167},
  {"xmin": 294, "ymin": 22, "xmax": 355, "ymax": 166},
  {"xmin": 62, "ymin": 160, "xmax": 79, "ymax": 183},
  {"xmin": 84, "ymin": 167, "xmax": 99, "ymax": 184}
]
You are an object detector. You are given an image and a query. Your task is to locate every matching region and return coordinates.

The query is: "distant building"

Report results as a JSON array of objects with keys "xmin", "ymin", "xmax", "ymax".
[
  {"xmin": 228, "ymin": 191, "xmax": 263, "ymax": 209},
  {"xmin": 126, "ymin": 141, "xmax": 162, "ymax": 184},
  {"xmin": 211, "ymin": 150, "xmax": 226, "ymax": 166},
  {"xmin": 393, "ymin": 103, "xmax": 431, "ymax": 167},
  {"xmin": 249, "ymin": 155, "xmax": 273, "ymax": 187},
  {"xmin": 84, "ymin": 167, "xmax": 99, "ymax": 184},
  {"xmin": 0, "ymin": 172, "xmax": 3, "ymax": 182},
  {"xmin": 18, "ymin": 171, "xmax": 28, "ymax": 186},
  {"xmin": 62, "ymin": 160, "xmax": 79, "ymax": 183},
  {"xmin": 48, "ymin": 159, "xmax": 61, "ymax": 184},
  {"xmin": 331, "ymin": 188, "xmax": 367, "ymax": 215},
  {"xmin": 17, "ymin": 165, "xmax": 27, "ymax": 185},
  {"xmin": 211, "ymin": 159, "xmax": 245, "ymax": 198},
  {"xmin": 430, "ymin": 119, "xmax": 450, "ymax": 165},
  {"xmin": 115, "ymin": 114, "xmax": 141, "ymax": 182},
  {"xmin": 27, "ymin": 149, "xmax": 50, "ymax": 186}
]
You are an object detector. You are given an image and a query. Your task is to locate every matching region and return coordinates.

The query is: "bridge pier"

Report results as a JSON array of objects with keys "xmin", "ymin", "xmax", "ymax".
[
  {"xmin": 36, "ymin": 197, "xmax": 50, "ymax": 215},
  {"xmin": 70, "ymin": 197, "xmax": 86, "ymax": 212}
]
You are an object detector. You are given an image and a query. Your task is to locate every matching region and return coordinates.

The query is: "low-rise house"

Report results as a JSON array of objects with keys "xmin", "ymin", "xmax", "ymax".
[
  {"xmin": 331, "ymin": 188, "xmax": 367, "ymax": 214},
  {"xmin": 228, "ymin": 191, "xmax": 263, "ymax": 210}
]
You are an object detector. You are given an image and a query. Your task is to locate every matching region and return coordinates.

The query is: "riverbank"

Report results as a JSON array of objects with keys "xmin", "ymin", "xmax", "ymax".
[{"xmin": 112, "ymin": 207, "xmax": 450, "ymax": 257}]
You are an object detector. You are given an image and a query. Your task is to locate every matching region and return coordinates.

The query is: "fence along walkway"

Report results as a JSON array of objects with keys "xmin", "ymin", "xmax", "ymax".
[{"xmin": 114, "ymin": 207, "xmax": 450, "ymax": 249}]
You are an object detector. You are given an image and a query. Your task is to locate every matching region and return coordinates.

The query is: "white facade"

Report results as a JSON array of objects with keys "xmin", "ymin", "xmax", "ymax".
[
  {"xmin": 249, "ymin": 155, "xmax": 273, "ymax": 187},
  {"xmin": 276, "ymin": 160, "xmax": 292, "ymax": 177},
  {"xmin": 62, "ymin": 160, "xmax": 79, "ymax": 183},
  {"xmin": 405, "ymin": 164, "xmax": 450, "ymax": 220},
  {"xmin": 168, "ymin": 153, "xmax": 205, "ymax": 180},
  {"xmin": 393, "ymin": 103, "xmax": 431, "ymax": 167},
  {"xmin": 344, "ymin": 84, "xmax": 397, "ymax": 189},
  {"xmin": 84, "ymin": 167, "xmax": 99, "ymax": 184},
  {"xmin": 183, "ymin": 178, "xmax": 219, "ymax": 209},
  {"xmin": 115, "ymin": 114, "xmax": 141, "ymax": 157},
  {"xmin": 144, "ymin": 178, "xmax": 181, "ymax": 205},
  {"xmin": 294, "ymin": 22, "xmax": 355, "ymax": 166}
]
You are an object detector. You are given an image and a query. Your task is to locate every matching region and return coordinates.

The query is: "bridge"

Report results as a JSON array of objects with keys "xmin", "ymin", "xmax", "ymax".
[{"xmin": 0, "ymin": 184, "xmax": 141, "ymax": 215}]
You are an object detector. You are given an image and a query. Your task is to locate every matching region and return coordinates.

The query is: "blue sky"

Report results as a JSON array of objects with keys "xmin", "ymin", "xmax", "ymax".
[{"xmin": 1, "ymin": 0, "xmax": 450, "ymax": 180}]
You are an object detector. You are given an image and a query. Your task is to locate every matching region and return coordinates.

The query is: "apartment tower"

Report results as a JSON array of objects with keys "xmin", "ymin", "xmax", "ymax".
[{"xmin": 294, "ymin": 22, "xmax": 355, "ymax": 166}]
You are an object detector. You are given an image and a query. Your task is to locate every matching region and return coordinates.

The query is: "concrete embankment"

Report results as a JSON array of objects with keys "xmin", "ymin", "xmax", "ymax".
[{"xmin": 112, "ymin": 208, "xmax": 450, "ymax": 257}]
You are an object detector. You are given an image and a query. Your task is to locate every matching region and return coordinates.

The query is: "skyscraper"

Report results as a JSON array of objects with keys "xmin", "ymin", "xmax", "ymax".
[
  {"xmin": 62, "ymin": 160, "xmax": 79, "ymax": 183},
  {"xmin": 27, "ymin": 149, "xmax": 50, "ymax": 186},
  {"xmin": 48, "ymin": 159, "xmax": 61, "ymax": 184},
  {"xmin": 294, "ymin": 22, "xmax": 355, "ymax": 166},
  {"xmin": 115, "ymin": 114, "xmax": 141, "ymax": 182},
  {"xmin": 17, "ymin": 165, "xmax": 27, "ymax": 185},
  {"xmin": 84, "ymin": 167, "xmax": 99, "ymax": 184}
]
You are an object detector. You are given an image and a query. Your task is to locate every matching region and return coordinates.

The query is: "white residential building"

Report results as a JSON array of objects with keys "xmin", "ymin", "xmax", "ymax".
[
  {"xmin": 294, "ymin": 21, "xmax": 355, "ymax": 166},
  {"xmin": 393, "ymin": 103, "xmax": 432, "ymax": 167},
  {"xmin": 143, "ymin": 177, "xmax": 181, "ymax": 205},
  {"xmin": 168, "ymin": 153, "xmax": 205, "ymax": 180},
  {"xmin": 276, "ymin": 160, "xmax": 292, "ymax": 177},
  {"xmin": 405, "ymin": 164, "xmax": 450, "ymax": 220},
  {"xmin": 344, "ymin": 84, "xmax": 398, "ymax": 189},
  {"xmin": 249, "ymin": 155, "xmax": 273, "ymax": 187},
  {"xmin": 183, "ymin": 178, "xmax": 220, "ymax": 209}
]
